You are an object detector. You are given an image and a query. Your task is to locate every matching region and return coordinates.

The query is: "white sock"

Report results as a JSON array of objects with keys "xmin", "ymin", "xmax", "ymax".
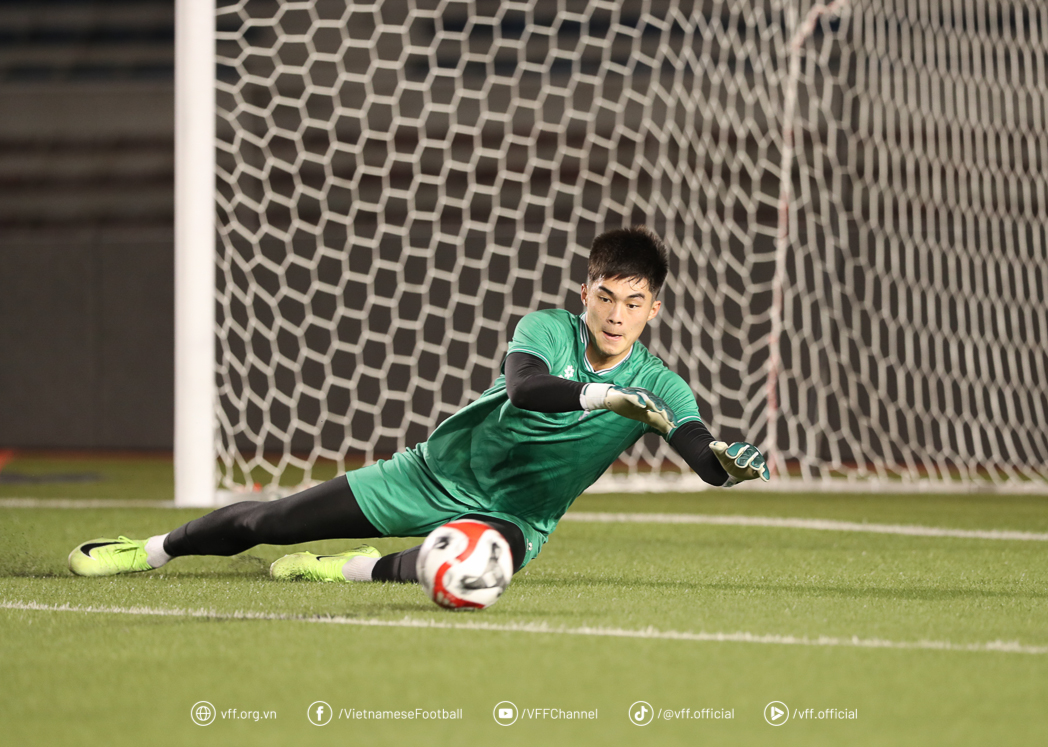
[
  {"xmin": 144, "ymin": 534, "xmax": 172, "ymax": 568},
  {"xmin": 342, "ymin": 556, "xmax": 378, "ymax": 582}
]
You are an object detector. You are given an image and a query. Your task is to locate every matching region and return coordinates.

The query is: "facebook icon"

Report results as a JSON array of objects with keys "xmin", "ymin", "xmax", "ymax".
[{"xmin": 308, "ymin": 701, "xmax": 332, "ymax": 726}]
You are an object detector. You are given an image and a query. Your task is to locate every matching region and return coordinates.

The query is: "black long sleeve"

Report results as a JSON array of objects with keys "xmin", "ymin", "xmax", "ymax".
[
  {"xmin": 668, "ymin": 420, "xmax": 729, "ymax": 486},
  {"xmin": 503, "ymin": 352, "xmax": 586, "ymax": 412}
]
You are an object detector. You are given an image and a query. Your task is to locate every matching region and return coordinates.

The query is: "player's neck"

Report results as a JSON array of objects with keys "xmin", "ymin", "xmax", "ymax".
[{"xmin": 585, "ymin": 343, "xmax": 630, "ymax": 372}]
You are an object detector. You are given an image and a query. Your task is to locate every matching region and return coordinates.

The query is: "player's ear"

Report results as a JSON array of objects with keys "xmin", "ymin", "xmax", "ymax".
[
  {"xmin": 648, "ymin": 298, "xmax": 661, "ymax": 321},
  {"xmin": 580, "ymin": 283, "xmax": 589, "ymax": 305}
]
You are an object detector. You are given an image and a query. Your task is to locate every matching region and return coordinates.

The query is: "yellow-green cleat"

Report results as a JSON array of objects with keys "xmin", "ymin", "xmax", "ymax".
[
  {"xmin": 270, "ymin": 545, "xmax": 381, "ymax": 582},
  {"xmin": 68, "ymin": 536, "xmax": 153, "ymax": 577}
]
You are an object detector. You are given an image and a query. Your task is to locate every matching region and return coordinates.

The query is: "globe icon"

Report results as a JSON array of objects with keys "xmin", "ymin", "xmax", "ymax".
[{"xmin": 191, "ymin": 701, "xmax": 216, "ymax": 725}]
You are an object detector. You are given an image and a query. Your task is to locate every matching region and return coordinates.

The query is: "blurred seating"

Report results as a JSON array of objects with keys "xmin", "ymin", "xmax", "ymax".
[{"xmin": 0, "ymin": 0, "xmax": 174, "ymax": 230}]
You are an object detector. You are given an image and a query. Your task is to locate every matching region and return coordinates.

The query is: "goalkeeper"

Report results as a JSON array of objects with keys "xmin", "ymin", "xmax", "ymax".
[{"xmin": 68, "ymin": 227, "xmax": 770, "ymax": 582}]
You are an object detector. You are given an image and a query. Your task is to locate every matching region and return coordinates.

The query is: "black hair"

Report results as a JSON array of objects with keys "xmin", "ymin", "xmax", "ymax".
[{"xmin": 587, "ymin": 226, "xmax": 670, "ymax": 298}]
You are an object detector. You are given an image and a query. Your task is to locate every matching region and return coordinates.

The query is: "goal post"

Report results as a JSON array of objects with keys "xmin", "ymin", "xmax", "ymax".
[
  {"xmin": 174, "ymin": 0, "xmax": 217, "ymax": 507},
  {"xmin": 174, "ymin": 0, "xmax": 1048, "ymax": 506}
]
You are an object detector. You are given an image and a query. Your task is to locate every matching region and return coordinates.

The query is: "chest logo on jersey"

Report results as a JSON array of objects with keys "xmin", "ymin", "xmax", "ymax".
[{"xmin": 561, "ymin": 365, "xmax": 576, "ymax": 379}]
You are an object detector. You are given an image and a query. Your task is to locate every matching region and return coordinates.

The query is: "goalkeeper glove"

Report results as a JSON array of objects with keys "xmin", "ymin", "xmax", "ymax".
[
  {"xmin": 709, "ymin": 441, "xmax": 771, "ymax": 486},
  {"xmin": 580, "ymin": 384, "xmax": 677, "ymax": 435}
]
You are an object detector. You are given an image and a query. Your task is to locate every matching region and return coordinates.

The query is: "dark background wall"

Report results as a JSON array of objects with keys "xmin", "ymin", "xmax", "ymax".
[{"xmin": 0, "ymin": 1, "xmax": 175, "ymax": 449}]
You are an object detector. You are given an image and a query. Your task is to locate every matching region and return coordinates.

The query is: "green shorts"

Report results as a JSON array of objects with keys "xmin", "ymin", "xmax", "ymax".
[{"xmin": 346, "ymin": 446, "xmax": 545, "ymax": 567}]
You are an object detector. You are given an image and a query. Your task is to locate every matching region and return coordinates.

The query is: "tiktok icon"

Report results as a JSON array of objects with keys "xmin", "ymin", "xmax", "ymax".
[
  {"xmin": 629, "ymin": 701, "xmax": 654, "ymax": 726},
  {"xmin": 308, "ymin": 701, "xmax": 332, "ymax": 726}
]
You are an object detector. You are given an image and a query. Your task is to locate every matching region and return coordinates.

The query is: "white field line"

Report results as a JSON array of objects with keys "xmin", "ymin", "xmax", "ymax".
[
  {"xmin": 2, "ymin": 599, "xmax": 1044, "ymax": 655},
  {"xmin": 562, "ymin": 512, "xmax": 1048, "ymax": 542},
  {"xmin": 3, "ymin": 499, "xmax": 1045, "ymax": 541}
]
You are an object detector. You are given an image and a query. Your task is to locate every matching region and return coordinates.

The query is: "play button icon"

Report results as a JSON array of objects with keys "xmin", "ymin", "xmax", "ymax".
[{"xmin": 764, "ymin": 701, "xmax": 789, "ymax": 726}]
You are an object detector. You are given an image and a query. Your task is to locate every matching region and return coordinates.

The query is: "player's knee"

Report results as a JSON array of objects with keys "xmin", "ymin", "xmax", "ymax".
[{"xmin": 230, "ymin": 501, "xmax": 282, "ymax": 540}]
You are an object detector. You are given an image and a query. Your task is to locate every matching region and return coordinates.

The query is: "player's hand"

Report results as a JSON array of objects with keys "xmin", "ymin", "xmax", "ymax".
[
  {"xmin": 709, "ymin": 441, "xmax": 771, "ymax": 485},
  {"xmin": 580, "ymin": 384, "xmax": 677, "ymax": 434}
]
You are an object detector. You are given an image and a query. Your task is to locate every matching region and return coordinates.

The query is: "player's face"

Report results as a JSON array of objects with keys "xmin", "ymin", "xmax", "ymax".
[{"xmin": 580, "ymin": 276, "xmax": 661, "ymax": 369}]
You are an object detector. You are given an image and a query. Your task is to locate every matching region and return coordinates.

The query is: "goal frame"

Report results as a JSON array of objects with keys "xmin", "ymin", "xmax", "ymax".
[
  {"xmin": 174, "ymin": 0, "xmax": 217, "ymax": 507},
  {"xmin": 174, "ymin": 0, "xmax": 1048, "ymax": 506}
]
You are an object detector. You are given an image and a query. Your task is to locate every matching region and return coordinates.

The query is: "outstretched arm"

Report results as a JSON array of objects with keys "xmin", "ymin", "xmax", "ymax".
[
  {"xmin": 669, "ymin": 425, "xmax": 771, "ymax": 486},
  {"xmin": 504, "ymin": 353, "xmax": 678, "ymax": 434},
  {"xmin": 668, "ymin": 421, "xmax": 730, "ymax": 486},
  {"xmin": 505, "ymin": 351, "xmax": 769, "ymax": 486},
  {"xmin": 503, "ymin": 352, "xmax": 586, "ymax": 412}
]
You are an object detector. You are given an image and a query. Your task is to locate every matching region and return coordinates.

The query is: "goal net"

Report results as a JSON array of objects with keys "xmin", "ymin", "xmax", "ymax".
[{"xmin": 199, "ymin": 0, "xmax": 1048, "ymax": 500}]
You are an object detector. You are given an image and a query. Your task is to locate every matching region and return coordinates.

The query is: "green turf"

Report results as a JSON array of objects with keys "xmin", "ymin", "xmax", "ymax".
[{"xmin": 2, "ymin": 456, "xmax": 1047, "ymax": 745}]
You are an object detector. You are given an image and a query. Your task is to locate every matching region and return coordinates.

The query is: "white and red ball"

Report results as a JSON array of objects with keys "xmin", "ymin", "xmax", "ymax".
[{"xmin": 416, "ymin": 520, "xmax": 513, "ymax": 610}]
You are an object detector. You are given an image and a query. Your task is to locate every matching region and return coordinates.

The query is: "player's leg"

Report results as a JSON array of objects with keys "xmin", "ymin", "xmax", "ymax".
[
  {"xmin": 367, "ymin": 514, "xmax": 527, "ymax": 583},
  {"xmin": 68, "ymin": 477, "xmax": 380, "ymax": 577},
  {"xmin": 163, "ymin": 477, "xmax": 378, "ymax": 556}
]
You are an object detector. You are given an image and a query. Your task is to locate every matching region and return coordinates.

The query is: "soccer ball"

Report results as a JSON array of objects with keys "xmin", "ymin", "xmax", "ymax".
[{"xmin": 416, "ymin": 520, "xmax": 513, "ymax": 610}]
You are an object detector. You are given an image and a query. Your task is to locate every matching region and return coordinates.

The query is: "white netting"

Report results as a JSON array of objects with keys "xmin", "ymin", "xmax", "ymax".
[
  {"xmin": 771, "ymin": 0, "xmax": 1048, "ymax": 488},
  {"xmin": 211, "ymin": 0, "xmax": 1048, "ymax": 494}
]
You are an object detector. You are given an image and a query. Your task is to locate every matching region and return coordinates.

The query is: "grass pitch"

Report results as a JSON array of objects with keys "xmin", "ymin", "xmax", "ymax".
[{"xmin": 2, "ymin": 454, "xmax": 1047, "ymax": 746}]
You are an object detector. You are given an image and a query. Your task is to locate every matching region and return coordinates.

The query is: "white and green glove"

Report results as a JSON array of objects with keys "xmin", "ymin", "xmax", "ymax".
[
  {"xmin": 709, "ymin": 441, "xmax": 771, "ymax": 486},
  {"xmin": 580, "ymin": 384, "xmax": 677, "ymax": 435}
]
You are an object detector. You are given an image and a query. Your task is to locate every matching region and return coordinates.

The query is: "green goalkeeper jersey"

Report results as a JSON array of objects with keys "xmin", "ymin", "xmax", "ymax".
[{"xmin": 419, "ymin": 308, "xmax": 703, "ymax": 546}]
